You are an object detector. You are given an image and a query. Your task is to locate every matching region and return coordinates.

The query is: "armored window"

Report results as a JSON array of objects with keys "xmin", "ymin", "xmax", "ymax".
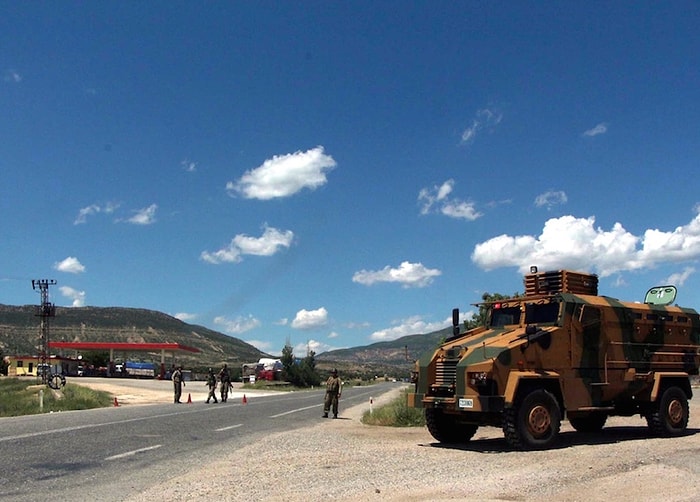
[
  {"xmin": 678, "ymin": 316, "xmax": 688, "ymax": 323},
  {"xmin": 525, "ymin": 302, "xmax": 560, "ymax": 324},
  {"xmin": 490, "ymin": 305, "xmax": 521, "ymax": 327}
]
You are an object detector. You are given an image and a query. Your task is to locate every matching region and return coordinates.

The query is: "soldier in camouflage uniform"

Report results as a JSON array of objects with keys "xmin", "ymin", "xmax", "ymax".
[
  {"xmin": 205, "ymin": 368, "xmax": 218, "ymax": 403},
  {"xmin": 171, "ymin": 366, "xmax": 185, "ymax": 404},
  {"xmin": 218, "ymin": 363, "xmax": 232, "ymax": 402},
  {"xmin": 323, "ymin": 369, "xmax": 342, "ymax": 418}
]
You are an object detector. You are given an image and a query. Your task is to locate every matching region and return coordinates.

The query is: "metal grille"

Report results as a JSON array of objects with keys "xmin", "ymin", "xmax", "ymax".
[{"xmin": 435, "ymin": 358, "xmax": 458, "ymax": 386}]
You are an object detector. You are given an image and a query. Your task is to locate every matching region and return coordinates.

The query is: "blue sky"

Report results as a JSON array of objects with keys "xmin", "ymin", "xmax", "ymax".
[{"xmin": 2, "ymin": 2, "xmax": 700, "ymax": 357}]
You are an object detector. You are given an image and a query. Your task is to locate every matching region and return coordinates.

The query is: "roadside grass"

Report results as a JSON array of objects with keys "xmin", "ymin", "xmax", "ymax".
[
  {"xmin": 0, "ymin": 377, "xmax": 113, "ymax": 417},
  {"xmin": 361, "ymin": 388, "xmax": 425, "ymax": 427}
]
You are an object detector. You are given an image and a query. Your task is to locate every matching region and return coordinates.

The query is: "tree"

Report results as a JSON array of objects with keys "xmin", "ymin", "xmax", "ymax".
[
  {"xmin": 0, "ymin": 348, "xmax": 8, "ymax": 376},
  {"xmin": 280, "ymin": 342, "xmax": 321, "ymax": 388},
  {"xmin": 300, "ymin": 350, "xmax": 321, "ymax": 387}
]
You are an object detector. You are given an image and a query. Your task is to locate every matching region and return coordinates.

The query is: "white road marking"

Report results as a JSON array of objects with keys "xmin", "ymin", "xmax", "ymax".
[
  {"xmin": 269, "ymin": 403, "xmax": 321, "ymax": 418},
  {"xmin": 0, "ymin": 408, "xmax": 204, "ymax": 443},
  {"xmin": 215, "ymin": 424, "xmax": 243, "ymax": 431},
  {"xmin": 104, "ymin": 444, "xmax": 162, "ymax": 461}
]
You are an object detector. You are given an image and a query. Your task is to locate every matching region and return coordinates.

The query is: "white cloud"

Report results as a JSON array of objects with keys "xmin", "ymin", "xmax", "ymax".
[
  {"xmin": 246, "ymin": 339, "xmax": 278, "ymax": 355},
  {"xmin": 174, "ymin": 312, "xmax": 198, "ymax": 322},
  {"xmin": 583, "ymin": 123, "xmax": 608, "ymax": 137},
  {"xmin": 74, "ymin": 202, "xmax": 120, "ymax": 224},
  {"xmin": 291, "ymin": 307, "xmax": 329, "ymax": 330},
  {"xmin": 201, "ymin": 225, "xmax": 294, "ymax": 264},
  {"xmin": 3, "ymin": 69, "xmax": 21, "ymax": 83},
  {"xmin": 369, "ymin": 315, "xmax": 449, "ymax": 342},
  {"xmin": 213, "ymin": 314, "xmax": 261, "ymax": 334},
  {"xmin": 461, "ymin": 108, "xmax": 503, "ymax": 144},
  {"xmin": 181, "ymin": 160, "xmax": 197, "ymax": 172},
  {"xmin": 471, "ymin": 211, "xmax": 700, "ymax": 277},
  {"xmin": 227, "ymin": 146, "xmax": 336, "ymax": 200},
  {"xmin": 54, "ymin": 257, "xmax": 86, "ymax": 274},
  {"xmin": 127, "ymin": 204, "xmax": 158, "ymax": 225},
  {"xmin": 534, "ymin": 190, "xmax": 568, "ymax": 209},
  {"xmin": 353, "ymin": 261, "xmax": 441, "ymax": 288},
  {"xmin": 418, "ymin": 179, "xmax": 482, "ymax": 221},
  {"xmin": 293, "ymin": 338, "xmax": 344, "ymax": 356},
  {"xmin": 664, "ymin": 267, "xmax": 695, "ymax": 287},
  {"xmin": 59, "ymin": 286, "xmax": 86, "ymax": 307},
  {"xmin": 181, "ymin": 159, "xmax": 197, "ymax": 172}
]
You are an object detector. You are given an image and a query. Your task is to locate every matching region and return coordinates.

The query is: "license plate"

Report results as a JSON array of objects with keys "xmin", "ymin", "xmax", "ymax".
[{"xmin": 459, "ymin": 398, "xmax": 474, "ymax": 409}]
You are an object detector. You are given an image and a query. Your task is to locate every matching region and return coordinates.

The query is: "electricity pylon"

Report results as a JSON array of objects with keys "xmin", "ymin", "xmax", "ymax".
[{"xmin": 32, "ymin": 279, "xmax": 56, "ymax": 384}]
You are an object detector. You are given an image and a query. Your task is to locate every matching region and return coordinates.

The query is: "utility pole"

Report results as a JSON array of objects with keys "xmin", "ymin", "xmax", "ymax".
[{"xmin": 32, "ymin": 279, "xmax": 56, "ymax": 384}]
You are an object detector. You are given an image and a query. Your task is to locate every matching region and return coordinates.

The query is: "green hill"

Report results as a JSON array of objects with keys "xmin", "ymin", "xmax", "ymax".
[{"xmin": 315, "ymin": 326, "xmax": 451, "ymax": 379}]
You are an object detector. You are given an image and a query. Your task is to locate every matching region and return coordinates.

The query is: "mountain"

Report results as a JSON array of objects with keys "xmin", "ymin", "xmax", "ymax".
[
  {"xmin": 0, "ymin": 304, "xmax": 268, "ymax": 369},
  {"xmin": 315, "ymin": 326, "xmax": 451, "ymax": 378},
  {"xmin": 0, "ymin": 304, "xmax": 448, "ymax": 378}
]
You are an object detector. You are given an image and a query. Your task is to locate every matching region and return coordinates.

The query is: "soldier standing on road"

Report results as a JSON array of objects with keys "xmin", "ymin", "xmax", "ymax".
[
  {"xmin": 172, "ymin": 366, "xmax": 185, "ymax": 404},
  {"xmin": 205, "ymin": 368, "xmax": 218, "ymax": 403},
  {"xmin": 323, "ymin": 368, "xmax": 342, "ymax": 418},
  {"xmin": 219, "ymin": 364, "xmax": 232, "ymax": 402}
]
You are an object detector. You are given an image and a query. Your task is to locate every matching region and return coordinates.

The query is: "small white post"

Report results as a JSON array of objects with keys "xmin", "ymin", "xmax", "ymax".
[
  {"xmin": 369, "ymin": 396, "xmax": 373, "ymax": 415},
  {"xmin": 39, "ymin": 389, "xmax": 44, "ymax": 412}
]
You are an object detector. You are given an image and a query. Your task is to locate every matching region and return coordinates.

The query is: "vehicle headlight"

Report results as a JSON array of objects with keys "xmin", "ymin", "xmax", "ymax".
[{"xmin": 468, "ymin": 372, "xmax": 489, "ymax": 385}]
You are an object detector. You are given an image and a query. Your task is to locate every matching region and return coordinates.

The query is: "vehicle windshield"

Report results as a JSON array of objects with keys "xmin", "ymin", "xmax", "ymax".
[
  {"xmin": 488, "ymin": 300, "xmax": 561, "ymax": 327},
  {"xmin": 490, "ymin": 304, "xmax": 521, "ymax": 327}
]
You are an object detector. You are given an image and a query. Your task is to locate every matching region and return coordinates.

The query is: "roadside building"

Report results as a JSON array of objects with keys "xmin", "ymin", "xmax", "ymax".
[{"xmin": 4, "ymin": 354, "xmax": 80, "ymax": 377}]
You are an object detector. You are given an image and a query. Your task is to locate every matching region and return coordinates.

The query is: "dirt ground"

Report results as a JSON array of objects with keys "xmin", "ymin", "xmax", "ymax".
[
  {"xmin": 71, "ymin": 376, "xmax": 264, "ymax": 405},
  {"xmin": 74, "ymin": 378, "xmax": 700, "ymax": 501}
]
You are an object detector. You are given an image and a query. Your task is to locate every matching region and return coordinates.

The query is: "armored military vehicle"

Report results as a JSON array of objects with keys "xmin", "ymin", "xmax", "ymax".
[{"xmin": 407, "ymin": 268, "xmax": 700, "ymax": 450}]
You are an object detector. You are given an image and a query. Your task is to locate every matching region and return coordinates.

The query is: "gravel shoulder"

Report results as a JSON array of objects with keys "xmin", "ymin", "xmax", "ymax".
[{"xmin": 76, "ymin": 379, "xmax": 700, "ymax": 502}]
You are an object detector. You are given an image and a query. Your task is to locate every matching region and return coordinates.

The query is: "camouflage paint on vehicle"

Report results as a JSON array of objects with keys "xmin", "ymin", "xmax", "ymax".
[{"xmin": 407, "ymin": 269, "xmax": 700, "ymax": 450}]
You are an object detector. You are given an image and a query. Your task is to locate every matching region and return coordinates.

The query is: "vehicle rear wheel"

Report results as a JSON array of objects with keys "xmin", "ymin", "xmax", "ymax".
[
  {"xmin": 503, "ymin": 389, "xmax": 561, "ymax": 450},
  {"xmin": 568, "ymin": 412, "xmax": 607, "ymax": 433},
  {"xmin": 646, "ymin": 386, "xmax": 689, "ymax": 436},
  {"xmin": 425, "ymin": 408, "xmax": 478, "ymax": 443}
]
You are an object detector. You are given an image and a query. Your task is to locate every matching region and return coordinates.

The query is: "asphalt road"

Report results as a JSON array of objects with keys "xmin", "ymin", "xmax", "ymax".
[{"xmin": 0, "ymin": 381, "xmax": 394, "ymax": 500}]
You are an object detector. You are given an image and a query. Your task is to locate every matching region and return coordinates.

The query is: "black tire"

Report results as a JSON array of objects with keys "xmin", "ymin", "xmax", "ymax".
[
  {"xmin": 646, "ymin": 386, "xmax": 689, "ymax": 436},
  {"xmin": 425, "ymin": 408, "xmax": 478, "ymax": 443},
  {"xmin": 568, "ymin": 412, "xmax": 607, "ymax": 433},
  {"xmin": 503, "ymin": 389, "xmax": 562, "ymax": 450}
]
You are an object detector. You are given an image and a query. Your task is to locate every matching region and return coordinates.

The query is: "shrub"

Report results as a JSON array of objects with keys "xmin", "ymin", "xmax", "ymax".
[{"xmin": 361, "ymin": 389, "xmax": 425, "ymax": 427}]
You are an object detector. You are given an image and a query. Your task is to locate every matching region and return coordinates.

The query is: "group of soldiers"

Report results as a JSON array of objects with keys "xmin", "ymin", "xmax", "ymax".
[
  {"xmin": 170, "ymin": 364, "xmax": 233, "ymax": 404},
  {"xmin": 171, "ymin": 364, "xmax": 343, "ymax": 417},
  {"xmin": 204, "ymin": 364, "xmax": 234, "ymax": 404}
]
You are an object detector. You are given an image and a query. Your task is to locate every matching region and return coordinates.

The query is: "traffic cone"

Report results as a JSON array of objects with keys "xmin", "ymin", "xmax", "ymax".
[
  {"xmin": 187, "ymin": 393, "xmax": 192, "ymax": 404},
  {"xmin": 242, "ymin": 394, "xmax": 247, "ymax": 405},
  {"xmin": 113, "ymin": 397, "xmax": 119, "ymax": 407}
]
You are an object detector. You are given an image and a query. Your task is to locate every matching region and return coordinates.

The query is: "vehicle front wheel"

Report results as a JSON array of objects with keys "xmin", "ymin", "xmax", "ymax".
[
  {"xmin": 646, "ymin": 386, "xmax": 689, "ymax": 436},
  {"xmin": 503, "ymin": 389, "xmax": 561, "ymax": 450},
  {"xmin": 425, "ymin": 408, "xmax": 478, "ymax": 444}
]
